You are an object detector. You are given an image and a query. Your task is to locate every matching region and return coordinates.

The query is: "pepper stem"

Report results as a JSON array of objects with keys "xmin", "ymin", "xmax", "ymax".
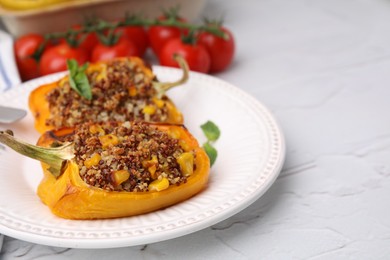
[
  {"xmin": 153, "ymin": 54, "xmax": 189, "ymax": 97},
  {"xmin": 0, "ymin": 130, "xmax": 74, "ymax": 178}
]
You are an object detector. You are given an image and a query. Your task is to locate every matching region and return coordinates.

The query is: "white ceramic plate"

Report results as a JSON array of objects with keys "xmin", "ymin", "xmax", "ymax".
[{"xmin": 0, "ymin": 67, "xmax": 285, "ymax": 248}]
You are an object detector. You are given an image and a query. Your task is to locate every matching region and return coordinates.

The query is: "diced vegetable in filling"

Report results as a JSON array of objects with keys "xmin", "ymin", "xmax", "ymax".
[
  {"xmin": 45, "ymin": 58, "xmax": 170, "ymax": 128},
  {"xmin": 59, "ymin": 121, "xmax": 195, "ymax": 192}
]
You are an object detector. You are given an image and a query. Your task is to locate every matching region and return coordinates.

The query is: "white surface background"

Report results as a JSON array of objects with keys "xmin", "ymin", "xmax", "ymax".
[{"xmin": 1, "ymin": 0, "xmax": 390, "ymax": 259}]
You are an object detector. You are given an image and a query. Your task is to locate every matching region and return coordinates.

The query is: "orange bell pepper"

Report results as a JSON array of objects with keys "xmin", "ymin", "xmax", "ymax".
[
  {"xmin": 0, "ymin": 122, "xmax": 209, "ymax": 220},
  {"xmin": 29, "ymin": 55, "xmax": 188, "ymax": 133}
]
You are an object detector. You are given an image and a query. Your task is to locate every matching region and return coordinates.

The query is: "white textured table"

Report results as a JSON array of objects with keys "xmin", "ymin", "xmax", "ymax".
[{"xmin": 2, "ymin": 0, "xmax": 390, "ymax": 259}]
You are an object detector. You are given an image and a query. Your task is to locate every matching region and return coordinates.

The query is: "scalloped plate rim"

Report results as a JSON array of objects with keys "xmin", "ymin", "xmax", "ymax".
[{"xmin": 0, "ymin": 67, "xmax": 285, "ymax": 248}]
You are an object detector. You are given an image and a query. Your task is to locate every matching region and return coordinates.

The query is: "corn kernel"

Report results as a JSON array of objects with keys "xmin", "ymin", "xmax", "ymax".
[
  {"xmin": 89, "ymin": 125, "xmax": 105, "ymax": 135},
  {"xmin": 177, "ymin": 152, "xmax": 194, "ymax": 176},
  {"xmin": 179, "ymin": 140, "xmax": 190, "ymax": 151},
  {"xmin": 153, "ymin": 97, "xmax": 165, "ymax": 108},
  {"xmin": 148, "ymin": 165, "xmax": 157, "ymax": 179},
  {"xmin": 142, "ymin": 155, "xmax": 158, "ymax": 167},
  {"xmin": 96, "ymin": 72, "xmax": 106, "ymax": 81},
  {"xmin": 142, "ymin": 155, "xmax": 158, "ymax": 179},
  {"xmin": 88, "ymin": 64, "xmax": 107, "ymax": 81},
  {"xmin": 99, "ymin": 134, "xmax": 119, "ymax": 149},
  {"xmin": 84, "ymin": 153, "xmax": 101, "ymax": 168},
  {"xmin": 128, "ymin": 86, "xmax": 137, "ymax": 97},
  {"xmin": 143, "ymin": 105, "xmax": 156, "ymax": 115},
  {"xmin": 111, "ymin": 170, "xmax": 130, "ymax": 186},
  {"xmin": 148, "ymin": 177, "xmax": 170, "ymax": 191},
  {"xmin": 59, "ymin": 77, "xmax": 68, "ymax": 87},
  {"xmin": 169, "ymin": 128, "xmax": 181, "ymax": 139}
]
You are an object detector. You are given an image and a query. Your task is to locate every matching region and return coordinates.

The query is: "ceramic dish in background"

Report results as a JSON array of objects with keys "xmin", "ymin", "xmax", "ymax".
[
  {"xmin": 0, "ymin": 67, "xmax": 285, "ymax": 248},
  {"xmin": 0, "ymin": 0, "xmax": 207, "ymax": 37}
]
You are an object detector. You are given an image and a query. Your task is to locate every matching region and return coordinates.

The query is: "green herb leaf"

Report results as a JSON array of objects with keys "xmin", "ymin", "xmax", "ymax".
[
  {"xmin": 200, "ymin": 120, "xmax": 221, "ymax": 167},
  {"xmin": 201, "ymin": 120, "xmax": 220, "ymax": 142},
  {"xmin": 203, "ymin": 142, "xmax": 218, "ymax": 166},
  {"xmin": 67, "ymin": 59, "xmax": 92, "ymax": 100}
]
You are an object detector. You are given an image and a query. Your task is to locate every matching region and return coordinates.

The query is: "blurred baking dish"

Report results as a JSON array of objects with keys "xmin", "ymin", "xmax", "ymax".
[{"xmin": 0, "ymin": 0, "xmax": 207, "ymax": 36}]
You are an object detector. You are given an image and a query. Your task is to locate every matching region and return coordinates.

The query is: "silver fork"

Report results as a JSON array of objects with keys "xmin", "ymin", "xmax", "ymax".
[{"xmin": 0, "ymin": 234, "xmax": 3, "ymax": 252}]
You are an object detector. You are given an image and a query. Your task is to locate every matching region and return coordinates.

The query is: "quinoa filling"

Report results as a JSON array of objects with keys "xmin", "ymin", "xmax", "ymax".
[
  {"xmin": 45, "ymin": 58, "xmax": 170, "ymax": 128},
  {"xmin": 59, "ymin": 121, "xmax": 195, "ymax": 192}
]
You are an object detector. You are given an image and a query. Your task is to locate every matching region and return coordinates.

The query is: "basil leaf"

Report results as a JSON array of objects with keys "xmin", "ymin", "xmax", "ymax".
[
  {"xmin": 203, "ymin": 142, "xmax": 218, "ymax": 166},
  {"xmin": 67, "ymin": 59, "xmax": 78, "ymax": 77},
  {"xmin": 66, "ymin": 59, "xmax": 92, "ymax": 100},
  {"xmin": 74, "ymin": 70, "xmax": 92, "ymax": 100},
  {"xmin": 80, "ymin": 62, "xmax": 89, "ymax": 71},
  {"xmin": 200, "ymin": 121, "xmax": 220, "ymax": 142}
]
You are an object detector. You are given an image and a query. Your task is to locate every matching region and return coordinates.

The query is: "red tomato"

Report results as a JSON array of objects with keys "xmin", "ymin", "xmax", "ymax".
[
  {"xmin": 198, "ymin": 27, "xmax": 235, "ymax": 73},
  {"xmin": 59, "ymin": 24, "xmax": 98, "ymax": 57},
  {"xmin": 39, "ymin": 43, "xmax": 89, "ymax": 75},
  {"xmin": 91, "ymin": 37, "xmax": 139, "ymax": 62},
  {"xmin": 114, "ymin": 26, "xmax": 149, "ymax": 57},
  {"xmin": 14, "ymin": 33, "xmax": 46, "ymax": 81},
  {"xmin": 148, "ymin": 16, "xmax": 187, "ymax": 56},
  {"xmin": 74, "ymin": 25, "xmax": 99, "ymax": 54},
  {"xmin": 159, "ymin": 38, "xmax": 210, "ymax": 73}
]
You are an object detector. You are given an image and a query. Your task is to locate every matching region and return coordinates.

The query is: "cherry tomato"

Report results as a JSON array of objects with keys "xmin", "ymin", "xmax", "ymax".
[
  {"xmin": 91, "ymin": 37, "xmax": 139, "ymax": 62},
  {"xmin": 198, "ymin": 27, "xmax": 235, "ymax": 73},
  {"xmin": 14, "ymin": 33, "xmax": 47, "ymax": 81},
  {"xmin": 39, "ymin": 43, "xmax": 89, "ymax": 75},
  {"xmin": 74, "ymin": 25, "xmax": 99, "ymax": 55},
  {"xmin": 114, "ymin": 25, "xmax": 149, "ymax": 57},
  {"xmin": 59, "ymin": 24, "xmax": 98, "ymax": 57},
  {"xmin": 159, "ymin": 38, "xmax": 210, "ymax": 73},
  {"xmin": 148, "ymin": 16, "xmax": 187, "ymax": 56}
]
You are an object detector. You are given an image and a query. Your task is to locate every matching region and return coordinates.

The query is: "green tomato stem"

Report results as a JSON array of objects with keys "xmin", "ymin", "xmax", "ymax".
[{"xmin": 33, "ymin": 16, "xmax": 228, "ymax": 60}]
